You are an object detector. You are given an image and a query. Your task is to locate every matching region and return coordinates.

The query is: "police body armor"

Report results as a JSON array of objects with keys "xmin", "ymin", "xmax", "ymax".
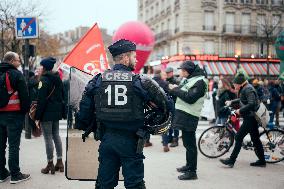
[{"xmin": 95, "ymin": 70, "xmax": 144, "ymax": 122}]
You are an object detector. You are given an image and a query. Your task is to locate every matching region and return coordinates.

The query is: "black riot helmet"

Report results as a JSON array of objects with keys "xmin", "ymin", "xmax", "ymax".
[{"xmin": 140, "ymin": 75, "xmax": 172, "ymax": 135}]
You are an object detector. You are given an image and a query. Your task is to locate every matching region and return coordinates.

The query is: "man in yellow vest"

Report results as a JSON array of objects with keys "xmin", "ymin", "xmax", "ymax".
[
  {"xmin": 169, "ymin": 61, "xmax": 208, "ymax": 180},
  {"xmin": 0, "ymin": 52, "xmax": 30, "ymax": 184}
]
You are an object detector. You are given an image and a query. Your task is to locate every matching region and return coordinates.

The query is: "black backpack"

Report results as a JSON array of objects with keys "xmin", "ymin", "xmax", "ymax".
[{"xmin": 0, "ymin": 72, "xmax": 14, "ymax": 108}]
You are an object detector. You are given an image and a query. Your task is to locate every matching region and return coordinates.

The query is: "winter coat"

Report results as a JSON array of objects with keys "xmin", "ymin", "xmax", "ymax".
[
  {"xmin": 216, "ymin": 90, "xmax": 236, "ymax": 118},
  {"xmin": 35, "ymin": 71, "xmax": 65, "ymax": 121},
  {"xmin": 0, "ymin": 62, "xmax": 30, "ymax": 114},
  {"xmin": 169, "ymin": 66, "xmax": 207, "ymax": 131}
]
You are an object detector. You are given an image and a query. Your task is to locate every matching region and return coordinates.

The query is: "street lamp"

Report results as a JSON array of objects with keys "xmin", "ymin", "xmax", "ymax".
[
  {"xmin": 267, "ymin": 55, "xmax": 271, "ymax": 77},
  {"xmin": 235, "ymin": 54, "xmax": 240, "ymax": 73}
]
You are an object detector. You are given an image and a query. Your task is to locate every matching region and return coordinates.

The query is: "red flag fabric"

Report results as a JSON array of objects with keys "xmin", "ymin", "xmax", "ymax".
[{"xmin": 63, "ymin": 23, "xmax": 109, "ymax": 75}]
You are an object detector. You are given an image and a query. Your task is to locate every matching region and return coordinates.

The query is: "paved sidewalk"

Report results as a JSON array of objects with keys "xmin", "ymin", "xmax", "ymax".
[{"xmin": 1, "ymin": 133, "xmax": 284, "ymax": 189}]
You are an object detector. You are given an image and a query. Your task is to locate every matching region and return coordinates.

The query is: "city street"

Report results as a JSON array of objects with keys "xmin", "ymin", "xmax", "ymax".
[{"xmin": 1, "ymin": 121, "xmax": 284, "ymax": 189}]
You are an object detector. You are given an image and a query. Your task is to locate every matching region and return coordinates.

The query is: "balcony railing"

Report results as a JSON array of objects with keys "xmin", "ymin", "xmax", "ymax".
[
  {"xmin": 155, "ymin": 30, "xmax": 172, "ymax": 43},
  {"xmin": 203, "ymin": 25, "xmax": 216, "ymax": 31},
  {"xmin": 223, "ymin": 24, "xmax": 257, "ymax": 35}
]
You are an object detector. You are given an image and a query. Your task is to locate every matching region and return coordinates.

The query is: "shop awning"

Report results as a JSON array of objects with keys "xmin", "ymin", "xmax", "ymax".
[{"xmin": 165, "ymin": 61, "xmax": 279, "ymax": 76}]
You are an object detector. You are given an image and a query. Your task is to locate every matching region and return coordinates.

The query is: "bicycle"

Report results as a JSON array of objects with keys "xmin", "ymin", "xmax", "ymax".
[{"xmin": 198, "ymin": 107, "xmax": 284, "ymax": 163}]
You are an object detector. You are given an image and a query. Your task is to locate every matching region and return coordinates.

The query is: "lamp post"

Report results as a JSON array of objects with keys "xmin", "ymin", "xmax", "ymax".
[{"xmin": 235, "ymin": 54, "xmax": 240, "ymax": 73}]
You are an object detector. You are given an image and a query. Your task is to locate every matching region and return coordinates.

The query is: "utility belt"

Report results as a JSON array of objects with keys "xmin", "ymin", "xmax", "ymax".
[
  {"xmin": 105, "ymin": 127, "xmax": 150, "ymax": 154},
  {"xmin": 104, "ymin": 127, "xmax": 137, "ymax": 139}
]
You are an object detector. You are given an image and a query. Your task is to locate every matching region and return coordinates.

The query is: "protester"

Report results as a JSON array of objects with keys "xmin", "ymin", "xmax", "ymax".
[
  {"xmin": 220, "ymin": 73, "xmax": 266, "ymax": 168},
  {"xmin": 215, "ymin": 78, "xmax": 236, "ymax": 125},
  {"xmin": 169, "ymin": 61, "xmax": 208, "ymax": 180},
  {"xmin": 35, "ymin": 57, "xmax": 65, "ymax": 174},
  {"xmin": 165, "ymin": 67, "xmax": 180, "ymax": 147},
  {"xmin": 0, "ymin": 51, "xmax": 31, "ymax": 184},
  {"xmin": 153, "ymin": 69, "xmax": 171, "ymax": 152},
  {"xmin": 269, "ymin": 80, "xmax": 281, "ymax": 127}
]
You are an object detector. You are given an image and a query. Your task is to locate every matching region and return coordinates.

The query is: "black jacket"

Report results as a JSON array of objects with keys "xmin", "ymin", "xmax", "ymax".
[
  {"xmin": 169, "ymin": 66, "xmax": 207, "ymax": 131},
  {"xmin": 153, "ymin": 75, "xmax": 169, "ymax": 94},
  {"xmin": 216, "ymin": 90, "xmax": 236, "ymax": 118},
  {"xmin": 166, "ymin": 76, "xmax": 180, "ymax": 85},
  {"xmin": 35, "ymin": 71, "xmax": 64, "ymax": 121},
  {"xmin": 0, "ymin": 62, "xmax": 30, "ymax": 114},
  {"xmin": 232, "ymin": 83, "xmax": 259, "ymax": 118}
]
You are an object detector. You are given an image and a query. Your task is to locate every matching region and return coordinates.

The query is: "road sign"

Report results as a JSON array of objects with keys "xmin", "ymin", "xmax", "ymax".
[{"xmin": 15, "ymin": 17, "xmax": 39, "ymax": 39}]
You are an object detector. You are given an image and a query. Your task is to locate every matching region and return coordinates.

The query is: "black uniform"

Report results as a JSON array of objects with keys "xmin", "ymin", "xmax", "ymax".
[{"xmin": 77, "ymin": 64, "xmax": 170, "ymax": 189}]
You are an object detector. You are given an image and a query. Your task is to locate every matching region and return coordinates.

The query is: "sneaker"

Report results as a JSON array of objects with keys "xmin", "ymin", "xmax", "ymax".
[
  {"xmin": 178, "ymin": 171, "xmax": 198, "ymax": 180},
  {"xmin": 0, "ymin": 170, "xmax": 10, "ymax": 183},
  {"xmin": 10, "ymin": 173, "xmax": 31, "ymax": 184},
  {"xmin": 176, "ymin": 165, "xmax": 190, "ymax": 173},
  {"xmin": 250, "ymin": 160, "xmax": 266, "ymax": 167},
  {"xmin": 220, "ymin": 158, "xmax": 235, "ymax": 168}
]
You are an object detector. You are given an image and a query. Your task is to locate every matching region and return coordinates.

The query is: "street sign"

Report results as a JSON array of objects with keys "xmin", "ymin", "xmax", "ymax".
[{"xmin": 15, "ymin": 17, "xmax": 39, "ymax": 39}]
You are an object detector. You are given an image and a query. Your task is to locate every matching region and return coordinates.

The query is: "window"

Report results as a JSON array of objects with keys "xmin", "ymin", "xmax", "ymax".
[
  {"xmin": 226, "ymin": 40, "xmax": 235, "ymax": 56},
  {"xmin": 242, "ymin": 42, "xmax": 251, "ymax": 57},
  {"xmin": 204, "ymin": 11, "xmax": 214, "ymax": 31},
  {"xmin": 241, "ymin": 13, "xmax": 251, "ymax": 34},
  {"xmin": 258, "ymin": 42, "xmax": 267, "ymax": 57},
  {"xmin": 257, "ymin": 14, "xmax": 266, "ymax": 35},
  {"xmin": 204, "ymin": 41, "xmax": 215, "ymax": 54},
  {"xmin": 156, "ymin": 2, "xmax": 159, "ymax": 14},
  {"xmin": 161, "ymin": 22, "xmax": 165, "ymax": 32},
  {"xmin": 226, "ymin": 13, "xmax": 235, "ymax": 32},
  {"xmin": 225, "ymin": 0, "xmax": 237, "ymax": 3},
  {"xmin": 256, "ymin": 0, "xmax": 268, "ymax": 4},
  {"xmin": 272, "ymin": 15, "xmax": 281, "ymax": 35},
  {"xmin": 240, "ymin": 0, "xmax": 252, "ymax": 3},
  {"xmin": 271, "ymin": 0, "xmax": 284, "ymax": 5},
  {"xmin": 167, "ymin": 19, "xmax": 171, "ymax": 30}
]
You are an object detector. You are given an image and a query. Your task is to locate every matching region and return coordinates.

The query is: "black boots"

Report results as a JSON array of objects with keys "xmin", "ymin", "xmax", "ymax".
[
  {"xmin": 170, "ymin": 138, "xmax": 178, "ymax": 147},
  {"xmin": 250, "ymin": 160, "xmax": 266, "ymax": 167},
  {"xmin": 41, "ymin": 161, "xmax": 55, "ymax": 174},
  {"xmin": 219, "ymin": 158, "xmax": 235, "ymax": 168},
  {"xmin": 176, "ymin": 165, "xmax": 190, "ymax": 173},
  {"xmin": 178, "ymin": 171, "xmax": 198, "ymax": 180},
  {"xmin": 55, "ymin": 159, "xmax": 64, "ymax": 172}
]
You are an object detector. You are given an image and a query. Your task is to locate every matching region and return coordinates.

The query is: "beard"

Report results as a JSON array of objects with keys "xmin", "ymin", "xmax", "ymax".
[{"xmin": 128, "ymin": 62, "xmax": 135, "ymax": 71}]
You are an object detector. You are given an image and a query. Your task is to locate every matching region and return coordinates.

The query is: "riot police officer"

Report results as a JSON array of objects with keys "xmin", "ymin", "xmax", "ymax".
[{"xmin": 76, "ymin": 39, "xmax": 173, "ymax": 189}]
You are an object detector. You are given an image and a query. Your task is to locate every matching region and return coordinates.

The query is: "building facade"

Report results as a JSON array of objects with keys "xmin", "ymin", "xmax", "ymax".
[{"xmin": 138, "ymin": 0, "xmax": 284, "ymax": 62}]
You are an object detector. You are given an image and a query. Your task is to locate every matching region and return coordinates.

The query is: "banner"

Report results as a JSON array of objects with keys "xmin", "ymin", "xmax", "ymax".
[{"xmin": 63, "ymin": 23, "xmax": 109, "ymax": 75}]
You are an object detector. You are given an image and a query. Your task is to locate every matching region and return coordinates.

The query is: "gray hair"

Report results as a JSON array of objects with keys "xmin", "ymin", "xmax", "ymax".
[{"xmin": 3, "ymin": 51, "xmax": 18, "ymax": 63}]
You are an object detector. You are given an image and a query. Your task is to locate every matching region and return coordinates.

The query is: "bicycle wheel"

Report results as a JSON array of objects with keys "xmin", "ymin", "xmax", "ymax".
[
  {"xmin": 260, "ymin": 128, "xmax": 284, "ymax": 163},
  {"xmin": 198, "ymin": 125, "xmax": 234, "ymax": 158}
]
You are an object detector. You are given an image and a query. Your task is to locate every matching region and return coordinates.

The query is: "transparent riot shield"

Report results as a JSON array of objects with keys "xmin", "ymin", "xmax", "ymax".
[
  {"xmin": 65, "ymin": 66, "xmax": 123, "ymax": 181},
  {"xmin": 65, "ymin": 66, "xmax": 99, "ymax": 180}
]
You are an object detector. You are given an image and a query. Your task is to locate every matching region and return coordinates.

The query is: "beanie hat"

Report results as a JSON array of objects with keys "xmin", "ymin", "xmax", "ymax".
[
  {"xmin": 233, "ymin": 73, "xmax": 246, "ymax": 84},
  {"xmin": 40, "ymin": 57, "xmax": 56, "ymax": 71}
]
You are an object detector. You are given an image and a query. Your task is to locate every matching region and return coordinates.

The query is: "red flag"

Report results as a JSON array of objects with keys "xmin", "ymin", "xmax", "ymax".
[{"xmin": 63, "ymin": 23, "xmax": 109, "ymax": 75}]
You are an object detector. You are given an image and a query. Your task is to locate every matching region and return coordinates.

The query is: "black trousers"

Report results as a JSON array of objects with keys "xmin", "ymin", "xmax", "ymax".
[
  {"xmin": 230, "ymin": 116, "xmax": 265, "ymax": 162},
  {"xmin": 96, "ymin": 131, "xmax": 145, "ymax": 189},
  {"xmin": 181, "ymin": 130, "xmax": 197, "ymax": 172},
  {"xmin": 0, "ymin": 113, "xmax": 24, "ymax": 177}
]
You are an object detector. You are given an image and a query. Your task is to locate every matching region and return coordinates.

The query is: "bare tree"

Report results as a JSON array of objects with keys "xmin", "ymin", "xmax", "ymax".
[{"xmin": 256, "ymin": 10, "xmax": 283, "ymax": 76}]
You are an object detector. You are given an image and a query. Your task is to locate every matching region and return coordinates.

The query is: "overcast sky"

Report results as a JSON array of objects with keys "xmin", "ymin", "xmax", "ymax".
[{"xmin": 35, "ymin": 0, "xmax": 137, "ymax": 35}]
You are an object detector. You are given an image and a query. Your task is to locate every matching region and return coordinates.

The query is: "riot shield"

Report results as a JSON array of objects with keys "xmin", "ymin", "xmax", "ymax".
[{"xmin": 65, "ymin": 66, "xmax": 123, "ymax": 181}]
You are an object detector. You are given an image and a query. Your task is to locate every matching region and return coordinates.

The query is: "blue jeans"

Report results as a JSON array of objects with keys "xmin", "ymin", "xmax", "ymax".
[
  {"xmin": 41, "ymin": 121, "xmax": 63, "ymax": 161},
  {"xmin": 0, "ymin": 113, "xmax": 24, "ymax": 177}
]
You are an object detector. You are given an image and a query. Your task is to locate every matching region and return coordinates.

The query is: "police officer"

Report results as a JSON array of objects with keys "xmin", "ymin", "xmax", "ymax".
[
  {"xmin": 220, "ymin": 73, "xmax": 266, "ymax": 168},
  {"xmin": 168, "ymin": 61, "xmax": 208, "ymax": 180},
  {"xmin": 76, "ymin": 39, "xmax": 172, "ymax": 189},
  {"xmin": 0, "ymin": 52, "xmax": 30, "ymax": 184}
]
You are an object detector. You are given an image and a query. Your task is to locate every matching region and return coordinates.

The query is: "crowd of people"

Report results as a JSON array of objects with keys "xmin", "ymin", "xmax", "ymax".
[{"xmin": 0, "ymin": 45, "xmax": 283, "ymax": 188}]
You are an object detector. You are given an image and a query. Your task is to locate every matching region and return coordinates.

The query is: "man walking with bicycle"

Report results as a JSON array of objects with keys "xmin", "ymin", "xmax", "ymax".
[{"xmin": 220, "ymin": 73, "xmax": 266, "ymax": 168}]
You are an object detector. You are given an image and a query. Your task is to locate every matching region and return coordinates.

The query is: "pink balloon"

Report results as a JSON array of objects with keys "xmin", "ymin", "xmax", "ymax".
[{"xmin": 113, "ymin": 21, "xmax": 155, "ymax": 73}]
